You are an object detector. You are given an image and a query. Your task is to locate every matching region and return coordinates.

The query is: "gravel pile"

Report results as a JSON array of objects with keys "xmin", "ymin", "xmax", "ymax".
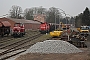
[{"xmin": 26, "ymin": 40, "xmax": 82, "ymax": 54}]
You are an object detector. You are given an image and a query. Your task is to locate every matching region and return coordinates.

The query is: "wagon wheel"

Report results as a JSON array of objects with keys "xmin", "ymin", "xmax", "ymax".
[
  {"xmin": 1, "ymin": 32, "xmax": 4, "ymax": 37},
  {"xmin": 7, "ymin": 33, "xmax": 9, "ymax": 36}
]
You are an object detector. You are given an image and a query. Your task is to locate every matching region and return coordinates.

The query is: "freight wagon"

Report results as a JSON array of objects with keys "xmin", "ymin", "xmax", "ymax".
[{"xmin": 0, "ymin": 20, "xmax": 11, "ymax": 37}]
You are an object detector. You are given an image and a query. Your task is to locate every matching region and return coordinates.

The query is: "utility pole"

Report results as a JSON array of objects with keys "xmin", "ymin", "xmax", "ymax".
[
  {"xmin": 57, "ymin": 8, "xmax": 71, "ymax": 35},
  {"xmin": 55, "ymin": 12, "xmax": 56, "ymax": 30}
]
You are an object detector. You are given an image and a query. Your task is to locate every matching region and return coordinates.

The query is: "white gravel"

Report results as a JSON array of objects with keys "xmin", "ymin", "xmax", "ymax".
[{"xmin": 26, "ymin": 40, "xmax": 82, "ymax": 54}]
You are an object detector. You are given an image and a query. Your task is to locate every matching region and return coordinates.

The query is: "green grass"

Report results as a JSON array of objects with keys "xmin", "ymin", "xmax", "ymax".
[{"xmin": 30, "ymin": 33, "xmax": 51, "ymax": 44}]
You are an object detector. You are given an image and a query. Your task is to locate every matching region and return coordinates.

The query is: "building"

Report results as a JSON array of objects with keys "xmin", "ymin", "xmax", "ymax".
[
  {"xmin": 34, "ymin": 14, "xmax": 46, "ymax": 23},
  {"xmin": 0, "ymin": 18, "xmax": 41, "ymax": 30}
]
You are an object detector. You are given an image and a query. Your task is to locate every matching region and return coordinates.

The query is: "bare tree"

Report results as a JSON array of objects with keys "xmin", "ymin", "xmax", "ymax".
[
  {"xmin": 24, "ymin": 8, "xmax": 34, "ymax": 20},
  {"xmin": 24, "ymin": 6, "xmax": 47, "ymax": 20},
  {"xmin": 46, "ymin": 7, "xmax": 62, "ymax": 23},
  {"xmin": 9, "ymin": 5, "xmax": 22, "ymax": 19}
]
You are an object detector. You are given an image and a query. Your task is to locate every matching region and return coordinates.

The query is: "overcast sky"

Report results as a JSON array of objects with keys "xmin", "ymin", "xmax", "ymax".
[{"xmin": 0, "ymin": 0, "xmax": 90, "ymax": 17}]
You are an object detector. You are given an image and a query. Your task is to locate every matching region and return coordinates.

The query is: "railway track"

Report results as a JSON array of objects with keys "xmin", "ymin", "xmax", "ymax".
[
  {"xmin": 0, "ymin": 36, "xmax": 13, "ymax": 43},
  {"xmin": 0, "ymin": 38, "xmax": 14, "ymax": 47},
  {"xmin": 0, "ymin": 30, "xmax": 42, "ymax": 60},
  {"xmin": 0, "ymin": 30, "xmax": 39, "ymax": 49},
  {"xmin": 0, "ymin": 30, "xmax": 40, "ymax": 49},
  {"xmin": 0, "ymin": 33, "xmax": 43, "ymax": 60}
]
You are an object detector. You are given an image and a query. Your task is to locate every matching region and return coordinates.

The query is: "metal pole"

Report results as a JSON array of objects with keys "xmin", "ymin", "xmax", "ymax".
[
  {"xmin": 55, "ymin": 12, "xmax": 56, "ymax": 30},
  {"xmin": 59, "ymin": 14, "xmax": 60, "ymax": 29},
  {"xmin": 57, "ymin": 8, "xmax": 68, "ymax": 35},
  {"xmin": 65, "ymin": 13, "xmax": 67, "ymax": 35}
]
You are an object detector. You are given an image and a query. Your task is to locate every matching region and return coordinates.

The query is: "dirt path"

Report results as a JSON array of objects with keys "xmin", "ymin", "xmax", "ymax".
[{"xmin": 15, "ymin": 49, "xmax": 90, "ymax": 60}]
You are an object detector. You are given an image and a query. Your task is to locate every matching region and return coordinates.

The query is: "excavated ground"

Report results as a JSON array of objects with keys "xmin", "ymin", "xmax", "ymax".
[
  {"xmin": 15, "ymin": 48, "xmax": 90, "ymax": 60},
  {"xmin": 15, "ymin": 35, "xmax": 90, "ymax": 60}
]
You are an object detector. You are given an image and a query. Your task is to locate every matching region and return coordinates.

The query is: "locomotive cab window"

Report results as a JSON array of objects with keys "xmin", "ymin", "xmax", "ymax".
[
  {"xmin": 14, "ymin": 24, "xmax": 19, "ymax": 27},
  {"xmin": 20, "ymin": 23, "xmax": 24, "ymax": 26}
]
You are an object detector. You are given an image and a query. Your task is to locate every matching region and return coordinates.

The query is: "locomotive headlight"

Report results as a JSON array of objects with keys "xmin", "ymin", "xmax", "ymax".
[{"xmin": 19, "ymin": 30, "xmax": 20, "ymax": 32}]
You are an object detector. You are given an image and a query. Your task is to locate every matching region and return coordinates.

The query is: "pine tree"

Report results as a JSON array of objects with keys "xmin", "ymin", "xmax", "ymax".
[{"xmin": 82, "ymin": 7, "xmax": 90, "ymax": 25}]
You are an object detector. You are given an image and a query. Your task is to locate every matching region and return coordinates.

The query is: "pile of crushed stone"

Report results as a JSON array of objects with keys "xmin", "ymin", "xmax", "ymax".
[{"xmin": 26, "ymin": 40, "xmax": 82, "ymax": 54}]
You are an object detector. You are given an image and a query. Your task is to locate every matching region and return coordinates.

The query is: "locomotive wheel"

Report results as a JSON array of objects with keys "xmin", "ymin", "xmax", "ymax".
[
  {"xmin": 7, "ymin": 33, "xmax": 9, "ymax": 36},
  {"xmin": 20, "ymin": 33, "xmax": 23, "ymax": 37}
]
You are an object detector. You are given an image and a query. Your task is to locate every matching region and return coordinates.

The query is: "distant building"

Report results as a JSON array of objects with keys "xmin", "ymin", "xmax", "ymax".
[
  {"xmin": 34, "ymin": 14, "xmax": 46, "ymax": 23},
  {"xmin": 0, "ymin": 17, "xmax": 41, "ymax": 30}
]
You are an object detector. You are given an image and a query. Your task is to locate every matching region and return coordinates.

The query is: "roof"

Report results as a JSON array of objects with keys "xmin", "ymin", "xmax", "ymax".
[
  {"xmin": 0, "ymin": 21, "xmax": 11, "ymax": 27},
  {"xmin": 8, "ymin": 18, "xmax": 41, "ymax": 24},
  {"xmin": 0, "ymin": 22, "xmax": 2, "ymax": 27}
]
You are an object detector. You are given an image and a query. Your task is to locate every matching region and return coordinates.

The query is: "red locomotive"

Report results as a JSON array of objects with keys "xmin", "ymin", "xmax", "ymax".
[
  {"xmin": 39, "ymin": 22, "xmax": 56, "ymax": 33},
  {"xmin": 12, "ymin": 23, "xmax": 25, "ymax": 37},
  {"xmin": 39, "ymin": 22, "xmax": 50, "ymax": 33}
]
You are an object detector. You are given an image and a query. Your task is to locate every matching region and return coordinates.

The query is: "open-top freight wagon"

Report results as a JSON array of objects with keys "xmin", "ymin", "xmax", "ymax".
[{"xmin": 0, "ymin": 20, "xmax": 11, "ymax": 37}]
